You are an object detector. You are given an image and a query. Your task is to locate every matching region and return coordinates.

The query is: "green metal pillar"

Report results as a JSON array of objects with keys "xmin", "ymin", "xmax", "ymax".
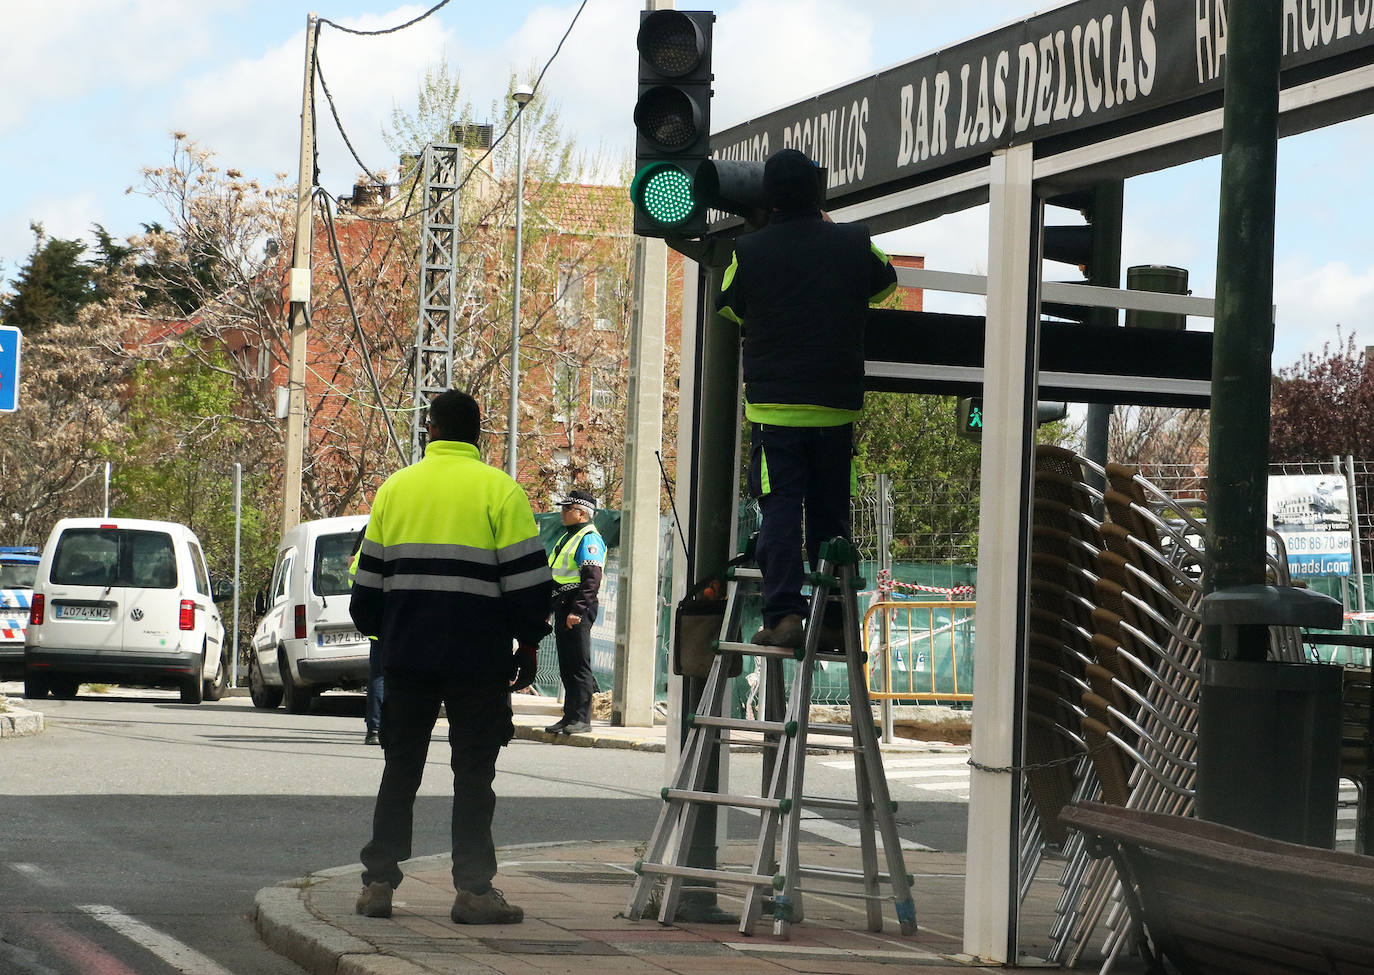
[
  {"xmin": 679, "ymin": 247, "xmax": 739, "ymax": 922},
  {"xmin": 1203, "ymin": 1, "xmax": 1282, "ymax": 662}
]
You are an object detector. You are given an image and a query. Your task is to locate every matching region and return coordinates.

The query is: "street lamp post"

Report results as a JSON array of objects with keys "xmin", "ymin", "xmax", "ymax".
[{"xmin": 507, "ymin": 85, "xmax": 534, "ymax": 477}]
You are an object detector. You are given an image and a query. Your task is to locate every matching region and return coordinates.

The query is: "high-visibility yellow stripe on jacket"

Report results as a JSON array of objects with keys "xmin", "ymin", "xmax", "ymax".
[
  {"xmin": 349, "ymin": 439, "xmax": 553, "ymax": 678},
  {"xmin": 549, "ymin": 523, "xmax": 598, "ymax": 589}
]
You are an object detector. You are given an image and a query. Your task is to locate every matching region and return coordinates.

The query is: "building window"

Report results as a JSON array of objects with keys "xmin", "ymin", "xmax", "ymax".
[
  {"xmin": 589, "ymin": 365, "xmax": 615, "ymax": 409},
  {"xmin": 593, "ymin": 269, "xmax": 618, "ymax": 331},
  {"xmin": 552, "ymin": 358, "xmax": 579, "ymax": 422},
  {"xmin": 557, "ymin": 263, "xmax": 586, "ymax": 329}
]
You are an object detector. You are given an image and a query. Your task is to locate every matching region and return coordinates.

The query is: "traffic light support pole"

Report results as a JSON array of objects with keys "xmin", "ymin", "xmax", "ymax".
[{"xmin": 1203, "ymin": 1, "xmax": 1282, "ymax": 660}]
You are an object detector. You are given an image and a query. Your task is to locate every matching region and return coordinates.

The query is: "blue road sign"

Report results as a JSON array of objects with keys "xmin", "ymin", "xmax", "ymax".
[{"xmin": 0, "ymin": 325, "xmax": 20, "ymax": 412}]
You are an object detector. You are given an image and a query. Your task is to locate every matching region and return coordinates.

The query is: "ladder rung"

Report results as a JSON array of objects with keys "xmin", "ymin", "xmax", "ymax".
[
  {"xmin": 664, "ymin": 788, "xmax": 791, "ymax": 813},
  {"xmin": 637, "ymin": 861, "xmax": 778, "ymax": 889},
  {"xmin": 809, "ymin": 721, "xmax": 862, "ymax": 734},
  {"xmin": 806, "ymin": 739, "xmax": 862, "ymax": 753},
  {"xmin": 691, "ymin": 714, "xmax": 795, "ymax": 737},
  {"xmin": 790, "ymin": 886, "xmax": 889, "ymax": 903},
  {"xmin": 728, "ymin": 566, "xmax": 764, "ymax": 580},
  {"xmin": 715, "ymin": 640, "xmax": 803, "ymax": 660},
  {"xmin": 798, "ymin": 865, "xmax": 913, "ymax": 885},
  {"xmin": 800, "ymin": 794, "xmax": 860, "ymax": 811}
]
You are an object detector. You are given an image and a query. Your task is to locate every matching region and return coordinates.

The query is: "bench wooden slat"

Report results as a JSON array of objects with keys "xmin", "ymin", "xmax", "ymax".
[{"xmin": 1060, "ymin": 801, "xmax": 1374, "ymax": 974}]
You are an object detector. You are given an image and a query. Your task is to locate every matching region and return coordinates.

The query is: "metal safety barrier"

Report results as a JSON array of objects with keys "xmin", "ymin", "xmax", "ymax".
[{"xmin": 862, "ymin": 600, "xmax": 976, "ymax": 703}]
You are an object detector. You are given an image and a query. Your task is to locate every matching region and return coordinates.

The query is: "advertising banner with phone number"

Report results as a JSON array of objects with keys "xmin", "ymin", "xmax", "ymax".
[{"xmin": 1268, "ymin": 474, "xmax": 1352, "ymax": 578}]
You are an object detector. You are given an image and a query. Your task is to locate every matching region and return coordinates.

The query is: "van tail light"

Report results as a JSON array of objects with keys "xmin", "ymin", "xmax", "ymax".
[
  {"xmin": 179, "ymin": 599, "xmax": 195, "ymax": 631},
  {"xmin": 294, "ymin": 605, "xmax": 307, "ymax": 640},
  {"xmin": 29, "ymin": 593, "xmax": 44, "ymax": 626}
]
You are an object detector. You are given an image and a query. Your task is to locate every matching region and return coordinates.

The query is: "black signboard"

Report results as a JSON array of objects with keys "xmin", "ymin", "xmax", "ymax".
[{"xmin": 710, "ymin": 0, "xmax": 1374, "ymax": 214}]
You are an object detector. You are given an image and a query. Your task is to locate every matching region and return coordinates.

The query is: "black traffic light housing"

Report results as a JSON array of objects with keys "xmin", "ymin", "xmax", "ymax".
[
  {"xmin": 631, "ymin": 10, "xmax": 714, "ymax": 239},
  {"xmin": 1041, "ymin": 182, "xmax": 1123, "ymax": 326},
  {"xmin": 693, "ymin": 159, "xmax": 828, "ymax": 231},
  {"xmin": 957, "ymin": 397, "xmax": 1068, "ymax": 442}
]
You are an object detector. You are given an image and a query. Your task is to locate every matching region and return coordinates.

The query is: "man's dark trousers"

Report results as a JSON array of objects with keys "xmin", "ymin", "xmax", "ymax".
[
  {"xmin": 554, "ymin": 613, "xmax": 597, "ymax": 724},
  {"xmin": 360, "ymin": 670, "xmax": 513, "ymax": 891},
  {"xmin": 749, "ymin": 422, "xmax": 853, "ymax": 626}
]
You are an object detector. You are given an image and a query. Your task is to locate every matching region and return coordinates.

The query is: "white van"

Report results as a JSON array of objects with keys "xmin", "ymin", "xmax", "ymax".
[
  {"xmin": 24, "ymin": 518, "xmax": 231, "ymax": 703},
  {"xmin": 249, "ymin": 515, "xmax": 369, "ymax": 713}
]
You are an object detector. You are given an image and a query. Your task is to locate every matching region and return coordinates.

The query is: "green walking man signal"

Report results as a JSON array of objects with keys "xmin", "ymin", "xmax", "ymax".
[{"xmin": 957, "ymin": 396, "xmax": 1067, "ymax": 442}]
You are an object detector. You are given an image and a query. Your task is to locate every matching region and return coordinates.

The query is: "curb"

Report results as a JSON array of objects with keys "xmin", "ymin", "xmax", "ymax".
[
  {"xmin": 512, "ymin": 723, "xmax": 664, "ymax": 751},
  {"xmin": 255, "ymin": 883, "xmax": 423, "ymax": 975},
  {"xmin": 0, "ymin": 700, "xmax": 44, "ymax": 738}
]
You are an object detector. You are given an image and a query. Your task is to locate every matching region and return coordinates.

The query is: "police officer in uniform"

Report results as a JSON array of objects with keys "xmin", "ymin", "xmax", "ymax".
[
  {"xmin": 544, "ymin": 490, "xmax": 604, "ymax": 735},
  {"xmin": 718, "ymin": 148, "xmax": 897, "ymax": 649},
  {"xmin": 351, "ymin": 390, "xmax": 552, "ymax": 926}
]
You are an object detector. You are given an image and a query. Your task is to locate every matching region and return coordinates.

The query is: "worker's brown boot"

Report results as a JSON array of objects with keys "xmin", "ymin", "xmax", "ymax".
[
  {"xmin": 754, "ymin": 613, "xmax": 803, "ymax": 648},
  {"xmin": 451, "ymin": 887, "xmax": 524, "ymax": 925},
  {"xmin": 355, "ymin": 881, "xmax": 393, "ymax": 918}
]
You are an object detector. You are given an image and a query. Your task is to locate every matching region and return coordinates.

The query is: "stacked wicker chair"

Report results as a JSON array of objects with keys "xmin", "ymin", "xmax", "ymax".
[{"xmin": 1022, "ymin": 449, "xmax": 1331, "ymax": 970}]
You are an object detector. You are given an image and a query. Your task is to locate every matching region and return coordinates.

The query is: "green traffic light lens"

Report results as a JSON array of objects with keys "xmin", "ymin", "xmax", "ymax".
[{"xmin": 631, "ymin": 164, "xmax": 698, "ymax": 227}]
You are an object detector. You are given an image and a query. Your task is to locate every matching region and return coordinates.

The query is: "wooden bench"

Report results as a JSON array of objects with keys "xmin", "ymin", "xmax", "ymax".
[{"xmin": 1059, "ymin": 801, "xmax": 1374, "ymax": 974}]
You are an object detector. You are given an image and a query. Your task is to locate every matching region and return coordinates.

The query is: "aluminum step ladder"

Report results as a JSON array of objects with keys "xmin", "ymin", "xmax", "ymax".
[{"xmin": 627, "ymin": 537, "xmax": 918, "ymax": 938}]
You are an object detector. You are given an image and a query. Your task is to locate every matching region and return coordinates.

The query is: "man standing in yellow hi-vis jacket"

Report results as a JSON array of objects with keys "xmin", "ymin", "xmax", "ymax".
[{"xmin": 350, "ymin": 390, "xmax": 553, "ymax": 926}]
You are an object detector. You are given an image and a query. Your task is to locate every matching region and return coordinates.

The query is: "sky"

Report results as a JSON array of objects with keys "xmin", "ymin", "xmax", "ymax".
[{"xmin": 3, "ymin": 0, "xmax": 1372, "ymax": 371}]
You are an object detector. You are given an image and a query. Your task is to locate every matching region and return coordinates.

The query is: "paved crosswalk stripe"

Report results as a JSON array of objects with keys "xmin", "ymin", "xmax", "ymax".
[
  {"xmin": 77, "ymin": 905, "xmax": 234, "ymax": 975},
  {"xmin": 8, "ymin": 863, "xmax": 61, "ymax": 887}
]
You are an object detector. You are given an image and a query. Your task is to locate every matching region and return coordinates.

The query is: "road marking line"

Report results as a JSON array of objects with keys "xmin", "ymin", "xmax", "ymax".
[
  {"xmin": 77, "ymin": 905, "xmax": 235, "ymax": 975},
  {"xmin": 884, "ymin": 768, "xmax": 971, "ymax": 780},
  {"xmin": 8, "ymin": 862, "xmax": 61, "ymax": 887},
  {"xmin": 23, "ymin": 916, "xmax": 140, "ymax": 975}
]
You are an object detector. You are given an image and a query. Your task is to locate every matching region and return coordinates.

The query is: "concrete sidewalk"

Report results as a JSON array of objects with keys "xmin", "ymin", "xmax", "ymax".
[{"xmin": 253, "ymin": 702, "xmax": 1122, "ymax": 974}]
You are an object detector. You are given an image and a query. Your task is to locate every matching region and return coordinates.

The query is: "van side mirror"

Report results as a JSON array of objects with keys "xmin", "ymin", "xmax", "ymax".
[
  {"xmin": 253, "ymin": 589, "xmax": 268, "ymax": 615},
  {"xmin": 212, "ymin": 579, "xmax": 235, "ymax": 603}
]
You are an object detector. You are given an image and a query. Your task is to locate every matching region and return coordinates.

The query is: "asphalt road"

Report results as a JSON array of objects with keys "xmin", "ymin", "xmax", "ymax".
[{"xmin": 0, "ymin": 683, "xmax": 967, "ymax": 973}]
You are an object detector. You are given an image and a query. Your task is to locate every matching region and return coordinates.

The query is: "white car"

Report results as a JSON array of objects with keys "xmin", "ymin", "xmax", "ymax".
[
  {"xmin": 249, "ymin": 515, "xmax": 370, "ymax": 713},
  {"xmin": 24, "ymin": 518, "xmax": 232, "ymax": 703}
]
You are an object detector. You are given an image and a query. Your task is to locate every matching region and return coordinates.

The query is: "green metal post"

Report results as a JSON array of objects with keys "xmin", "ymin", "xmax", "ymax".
[
  {"xmin": 679, "ymin": 249, "xmax": 739, "ymax": 922},
  {"xmin": 1203, "ymin": 1, "xmax": 1282, "ymax": 661}
]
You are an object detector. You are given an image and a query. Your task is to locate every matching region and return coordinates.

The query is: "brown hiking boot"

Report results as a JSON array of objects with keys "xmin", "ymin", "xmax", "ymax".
[
  {"xmin": 355, "ymin": 881, "xmax": 393, "ymax": 918},
  {"xmin": 764, "ymin": 613, "xmax": 805, "ymax": 648},
  {"xmin": 451, "ymin": 886, "xmax": 524, "ymax": 924}
]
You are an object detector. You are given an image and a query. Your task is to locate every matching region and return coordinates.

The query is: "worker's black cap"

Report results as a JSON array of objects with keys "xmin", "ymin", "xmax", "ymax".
[{"xmin": 763, "ymin": 148, "xmax": 822, "ymax": 213}]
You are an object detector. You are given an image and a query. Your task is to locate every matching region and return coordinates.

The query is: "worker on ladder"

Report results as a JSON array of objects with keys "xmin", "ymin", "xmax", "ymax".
[{"xmin": 717, "ymin": 148, "xmax": 897, "ymax": 649}]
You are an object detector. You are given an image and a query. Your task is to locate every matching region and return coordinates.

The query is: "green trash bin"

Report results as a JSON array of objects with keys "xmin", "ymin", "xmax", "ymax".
[{"xmin": 1197, "ymin": 586, "xmax": 1344, "ymax": 847}]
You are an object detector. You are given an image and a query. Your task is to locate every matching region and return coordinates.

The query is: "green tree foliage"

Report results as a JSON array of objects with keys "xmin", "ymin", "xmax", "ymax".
[
  {"xmin": 855, "ymin": 392, "xmax": 982, "ymax": 562},
  {"xmin": 111, "ymin": 341, "xmax": 273, "ymax": 586},
  {"xmin": 0, "ymin": 224, "xmax": 95, "ymax": 335}
]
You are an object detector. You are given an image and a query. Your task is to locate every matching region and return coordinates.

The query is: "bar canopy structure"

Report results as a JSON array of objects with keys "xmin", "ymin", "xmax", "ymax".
[{"xmin": 671, "ymin": 0, "xmax": 1374, "ymax": 964}]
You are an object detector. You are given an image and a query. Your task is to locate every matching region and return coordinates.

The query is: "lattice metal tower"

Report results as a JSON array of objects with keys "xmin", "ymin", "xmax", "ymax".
[{"xmin": 410, "ymin": 143, "xmax": 461, "ymax": 462}]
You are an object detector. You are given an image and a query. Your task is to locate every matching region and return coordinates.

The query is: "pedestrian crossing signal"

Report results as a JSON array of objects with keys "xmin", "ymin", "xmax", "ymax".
[
  {"xmin": 956, "ymin": 396, "xmax": 1067, "ymax": 442},
  {"xmin": 957, "ymin": 397, "xmax": 983, "ymax": 442}
]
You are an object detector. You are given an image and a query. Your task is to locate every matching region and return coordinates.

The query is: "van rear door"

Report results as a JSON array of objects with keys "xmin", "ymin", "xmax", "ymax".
[
  {"xmin": 116, "ymin": 529, "xmax": 182, "ymax": 654},
  {"xmin": 44, "ymin": 527, "xmax": 126, "ymax": 653},
  {"xmin": 310, "ymin": 530, "xmax": 366, "ymax": 652}
]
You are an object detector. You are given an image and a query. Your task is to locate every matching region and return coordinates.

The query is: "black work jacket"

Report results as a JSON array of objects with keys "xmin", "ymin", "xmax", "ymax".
[{"xmin": 717, "ymin": 211, "xmax": 897, "ymax": 419}]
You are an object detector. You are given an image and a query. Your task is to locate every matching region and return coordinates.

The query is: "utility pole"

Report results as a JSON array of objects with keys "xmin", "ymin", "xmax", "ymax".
[{"xmin": 282, "ymin": 13, "xmax": 318, "ymax": 535}]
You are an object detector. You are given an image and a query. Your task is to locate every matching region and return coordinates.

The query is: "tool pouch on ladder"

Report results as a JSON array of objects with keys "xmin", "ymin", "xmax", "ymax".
[{"xmin": 673, "ymin": 577, "xmax": 739, "ymax": 678}]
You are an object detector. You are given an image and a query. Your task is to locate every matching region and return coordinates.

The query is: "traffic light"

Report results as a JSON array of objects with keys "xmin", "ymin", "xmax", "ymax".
[
  {"xmin": 1041, "ymin": 181, "xmax": 1123, "ymax": 326},
  {"xmin": 631, "ymin": 10, "xmax": 714, "ymax": 239},
  {"xmin": 957, "ymin": 396, "xmax": 1068, "ymax": 442}
]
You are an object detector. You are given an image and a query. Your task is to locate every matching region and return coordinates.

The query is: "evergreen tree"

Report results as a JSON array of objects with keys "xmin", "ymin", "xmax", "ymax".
[{"xmin": 0, "ymin": 224, "xmax": 95, "ymax": 334}]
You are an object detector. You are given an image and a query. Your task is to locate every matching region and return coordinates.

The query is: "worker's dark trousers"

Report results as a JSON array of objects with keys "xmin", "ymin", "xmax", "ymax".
[
  {"xmin": 361, "ymin": 671, "xmax": 513, "ymax": 892},
  {"xmin": 554, "ymin": 612, "xmax": 598, "ymax": 723},
  {"xmin": 748, "ymin": 422, "xmax": 853, "ymax": 626}
]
